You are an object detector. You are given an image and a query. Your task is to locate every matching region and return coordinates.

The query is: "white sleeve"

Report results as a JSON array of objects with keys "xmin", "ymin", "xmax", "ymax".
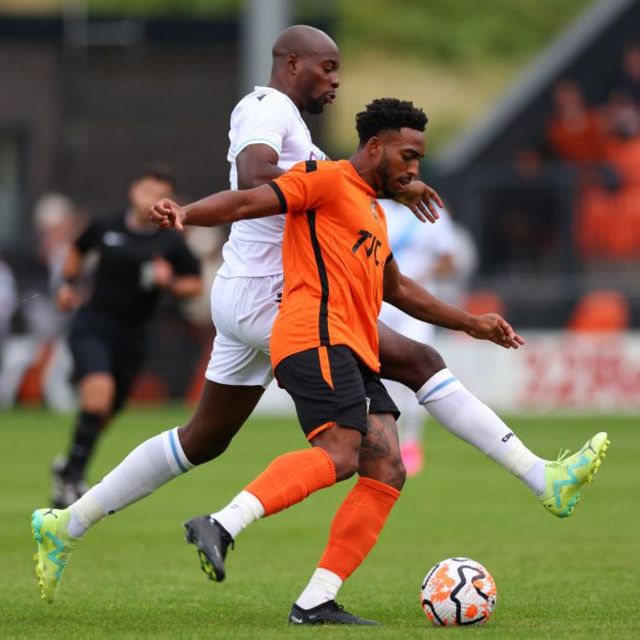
[{"xmin": 235, "ymin": 94, "xmax": 291, "ymax": 157}]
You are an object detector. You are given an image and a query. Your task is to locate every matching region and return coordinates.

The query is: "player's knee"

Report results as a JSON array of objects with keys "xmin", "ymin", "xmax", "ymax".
[
  {"xmin": 387, "ymin": 455, "xmax": 407, "ymax": 490},
  {"xmin": 402, "ymin": 344, "xmax": 447, "ymax": 392},
  {"xmin": 331, "ymin": 449, "xmax": 360, "ymax": 481},
  {"xmin": 178, "ymin": 422, "xmax": 233, "ymax": 465},
  {"xmin": 360, "ymin": 454, "xmax": 406, "ymax": 490},
  {"xmin": 313, "ymin": 426, "xmax": 362, "ymax": 481}
]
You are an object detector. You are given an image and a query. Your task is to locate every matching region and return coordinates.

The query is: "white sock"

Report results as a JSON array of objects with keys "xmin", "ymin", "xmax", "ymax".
[
  {"xmin": 417, "ymin": 369, "xmax": 547, "ymax": 495},
  {"xmin": 67, "ymin": 428, "xmax": 194, "ymax": 537},
  {"xmin": 210, "ymin": 490, "xmax": 265, "ymax": 540},
  {"xmin": 295, "ymin": 568, "xmax": 343, "ymax": 610}
]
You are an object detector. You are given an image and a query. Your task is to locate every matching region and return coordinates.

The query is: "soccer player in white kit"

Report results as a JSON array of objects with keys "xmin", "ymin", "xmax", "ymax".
[{"xmin": 31, "ymin": 26, "xmax": 609, "ymax": 623}]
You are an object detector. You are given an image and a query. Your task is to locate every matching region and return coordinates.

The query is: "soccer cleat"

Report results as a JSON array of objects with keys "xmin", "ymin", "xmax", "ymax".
[
  {"xmin": 288, "ymin": 600, "xmax": 381, "ymax": 626},
  {"xmin": 183, "ymin": 515, "xmax": 234, "ymax": 582},
  {"xmin": 539, "ymin": 431, "xmax": 609, "ymax": 518},
  {"xmin": 31, "ymin": 508, "xmax": 78, "ymax": 603},
  {"xmin": 51, "ymin": 457, "xmax": 88, "ymax": 509}
]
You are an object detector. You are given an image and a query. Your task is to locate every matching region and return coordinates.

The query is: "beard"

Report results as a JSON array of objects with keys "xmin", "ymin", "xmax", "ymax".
[
  {"xmin": 306, "ymin": 97, "xmax": 326, "ymax": 115},
  {"xmin": 378, "ymin": 156, "xmax": 398, "ymax": 198}
]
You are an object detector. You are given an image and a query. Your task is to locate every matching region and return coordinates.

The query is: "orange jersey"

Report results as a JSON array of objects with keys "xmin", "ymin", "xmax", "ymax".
[{"xmin": 269, "ymin": 159, "xmax": 392, "ymax": 372}]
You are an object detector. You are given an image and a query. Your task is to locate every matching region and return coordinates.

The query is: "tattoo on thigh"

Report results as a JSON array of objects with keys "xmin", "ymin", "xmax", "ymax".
[{"xmin": 360, "ymin": 413, "xmax": 399, "ymax": 460}]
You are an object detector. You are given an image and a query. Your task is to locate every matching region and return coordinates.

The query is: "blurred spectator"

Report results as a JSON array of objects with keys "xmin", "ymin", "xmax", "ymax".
[
  {"xmin": 482, "ymin": 148, "xmax": 562, "ymax": 274},
  {"xmin": 0, "ymin": 256, "xmax": 17, "ymax": 407},
  {"xmin": 575, "ymin": 91, "xmax": 640, "ymax": 260},
  {"xmin": 0, "ymin": 255, "xmax": 17, "ymax": 346},
  {"xmin": 429, "ymin": 206, "xmax": 478, "ymax": 307},
  {"xmin": 34, "ymin": 193, "xmax": 82, "ymax": 292},
  {"xmin": 569, "ymin": 290, "xmax": 630, "ymax": 332},
  {"xmin": 546, "ymin": 80, "xmax": 606, "ymax": 165},
  {"xmin": 546, "ymin": 80, "xmax": 605, "ymax": 164},
  {"xmin": 602, "ymin": 92, "xmax": 640, "ymax": 188},
  {"xmin": 613, "ymin": 43, "xmax": 640, "ymax": 105}
]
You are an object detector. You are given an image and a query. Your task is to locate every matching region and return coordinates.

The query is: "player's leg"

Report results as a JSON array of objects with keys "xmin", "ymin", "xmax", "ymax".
[
  {"xmin": 201, "ymin": 347, "xmax": 368, "ymax": 582},
  {"xmin": 378, "ymin": 310, "xmax": 428, "ymax": 476},
  {"xmin": 290, "ymin": 373, "xmax": 403, "ymax": 624},
  {"xmin": 32, "ymin": 377, "xmax": 265, "ymax": 603},
  {"xmin": 32, "ymin": 275, "xmax": 275, "ymax": 603},
  {"xmin": 378, "ymin": 321, "xmax": 609, "ymax": 515}
]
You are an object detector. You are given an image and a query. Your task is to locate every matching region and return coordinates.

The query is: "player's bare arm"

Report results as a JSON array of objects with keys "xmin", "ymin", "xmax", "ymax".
[
  {"xmin": 56, "ymin": 245, "xmax": 83, "ymax": 311},
  {"xmin": 382, "ymin": 258, "xmax": 525, "ymax": 349},
  {"xmin": 236, "ymin": 144, "xmax": 285, "ymax": 189},
  {"xmin": 149, "ymin": 184, "xmax": 282, "ymax": 231}
]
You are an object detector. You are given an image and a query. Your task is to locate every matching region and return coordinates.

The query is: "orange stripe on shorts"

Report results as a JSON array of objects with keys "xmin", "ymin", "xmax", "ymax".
[
  {"xmin": 307, "ymin": 421, "xmax": 335, "ymax": 442},
  {"xmin": 318, "ymin": 346, "xmax": 334, "ymax": 389}
]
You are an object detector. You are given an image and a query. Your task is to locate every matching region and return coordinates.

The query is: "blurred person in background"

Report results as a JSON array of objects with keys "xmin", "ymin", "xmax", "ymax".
[
  {"xmin": 50, "ymin": 166, "xmax": 202, "ymax": 508},
  {"xmin": 33, "ymin": 193, "xmax": 83, "ymax": 410},
  {"xmin": 614, "ymin": 43, "xmax": 640, "ymax": 105},
  {"xmin": 378, "ymin": 199, "xmax": 457, "ymax": 476},
  {"xmin": 546, "ymin": 80, "xmax": 607, "ymax": 166},
  {"xmin": 428, "ymin": 203, "xmax": 478, "ymax": 307},
  {"xmin": 0, "ymin": 254, "xmax": 17, "ymax": 368}
]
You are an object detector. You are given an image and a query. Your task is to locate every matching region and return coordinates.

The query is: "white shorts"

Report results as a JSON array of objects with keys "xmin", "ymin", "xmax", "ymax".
[{"xmin": 205, "ymin": 273, "xmax": 283, "ymax": 388}]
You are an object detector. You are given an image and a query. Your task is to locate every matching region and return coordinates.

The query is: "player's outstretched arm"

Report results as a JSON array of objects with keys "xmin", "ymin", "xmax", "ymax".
[
  {"xmin": 149, "ymin": 184, "xmax": 283, "ymax": 231},
  {"xmin": 383, "ymin": 259, "xmax": 524, "ymax": 349}
]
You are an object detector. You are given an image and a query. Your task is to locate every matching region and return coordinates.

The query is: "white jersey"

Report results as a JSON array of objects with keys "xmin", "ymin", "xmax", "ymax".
[{"xmin": 217, "ymin": 86, "xmax": 325, "ymax": 278}]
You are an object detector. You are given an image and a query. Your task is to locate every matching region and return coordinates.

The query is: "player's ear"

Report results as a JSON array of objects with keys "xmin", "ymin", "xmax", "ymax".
[
  {"xmin": 287, "ymin": 53, "xmax": 299, "ymax": 75},
  {"xmin": 366, "ymin": 136, "xmax": 383, "ymax": 160}
]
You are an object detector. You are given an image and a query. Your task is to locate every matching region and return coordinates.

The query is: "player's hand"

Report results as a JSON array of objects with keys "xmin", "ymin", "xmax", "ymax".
[
  {"xmin": 466, "ymin": 313, "xmax": 525, "ymax": 349},
  {"xmin": 56, "ymin": 282, "xmax": 81, "ymax": 311},
  {"xmin": 152, "ymin": 257, "xmax": 174, "ymax": 288},
  {"xmin": 149, "ymin": 198, "xmax": 186, "ymax": 231},
  {"xmin": 393, "ymin": 180, "xmax": 443, "ymax": 223}
]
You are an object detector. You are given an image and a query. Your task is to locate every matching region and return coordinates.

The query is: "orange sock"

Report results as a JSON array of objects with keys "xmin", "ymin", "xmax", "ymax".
[
  {"xmin": 318, "ymin": 476, "xmax": 400, "ymax": 580},
  {"xmin": 245, "ymin": 447, "xmax": 336, "ymax": 516}
]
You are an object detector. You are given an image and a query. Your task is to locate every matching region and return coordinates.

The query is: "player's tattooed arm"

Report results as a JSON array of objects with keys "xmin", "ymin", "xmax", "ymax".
[
  {"xmin": 383, "ymin": 259, "xmax": 525, "ymax": 349},
  {"xmin": 148, "ymin": 184, "xmax": 283, "ymax": 231}
]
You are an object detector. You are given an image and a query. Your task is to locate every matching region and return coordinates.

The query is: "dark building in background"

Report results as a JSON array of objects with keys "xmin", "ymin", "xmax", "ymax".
[
  {"xmin": 0, "ymin": 15, "xmax": 325, "ymax": 249},
  {"xmin": 434, "ymin": 0, "xmax": 640, "ymax": 328}
]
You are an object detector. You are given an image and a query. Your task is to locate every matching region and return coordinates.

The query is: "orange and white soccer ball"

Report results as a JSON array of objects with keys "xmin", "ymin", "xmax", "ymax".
[{"xmin": 420, "ymin": 557, "xmax": 497, "ymax": 626}]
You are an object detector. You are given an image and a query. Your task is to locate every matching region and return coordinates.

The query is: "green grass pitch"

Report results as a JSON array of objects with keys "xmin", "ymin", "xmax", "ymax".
[{"xmin": 1, "ymin": 407, "xmax": 638, "ymax": 639}]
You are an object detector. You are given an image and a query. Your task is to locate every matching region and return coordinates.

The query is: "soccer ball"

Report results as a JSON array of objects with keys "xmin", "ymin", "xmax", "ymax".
[{"xmin": 420, "ymin": 557, "xmax": 497, "ymax": 626}]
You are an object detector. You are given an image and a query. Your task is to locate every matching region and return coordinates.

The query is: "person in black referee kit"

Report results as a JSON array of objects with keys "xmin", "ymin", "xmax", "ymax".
[{"xmin": 52, "ymin": 166, "xmax": 202, "ymax": 508}]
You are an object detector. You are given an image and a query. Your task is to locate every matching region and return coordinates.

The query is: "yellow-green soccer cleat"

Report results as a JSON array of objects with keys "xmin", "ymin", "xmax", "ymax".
[
  {"xmin": 539, "ymin": 432, "xmax": 609, "ymax": 518},
  {"xmin": 31, "ymin": 508, "xmax": 78, "ymax": 603}
]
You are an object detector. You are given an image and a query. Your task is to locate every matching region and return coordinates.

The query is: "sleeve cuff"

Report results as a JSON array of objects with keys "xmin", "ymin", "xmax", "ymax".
[{"xmin": 268, "ymin": 181, "xmax": 288, "ymax": 214}]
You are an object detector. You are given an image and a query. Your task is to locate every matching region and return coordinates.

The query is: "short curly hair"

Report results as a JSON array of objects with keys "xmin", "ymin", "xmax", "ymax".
[{"xmin": 355, "ymin": 98, "xmax": 428, "ymax": 145}]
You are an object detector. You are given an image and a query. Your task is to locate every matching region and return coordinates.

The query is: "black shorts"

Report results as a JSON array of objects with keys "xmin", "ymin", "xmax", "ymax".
[
  {"xmin": 68, "ymin": 305, "xmax": 146, "ymax": 413},
  {"xmin": 274, "ymin": 345, "xmax": 400, "ymax": 440}
]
